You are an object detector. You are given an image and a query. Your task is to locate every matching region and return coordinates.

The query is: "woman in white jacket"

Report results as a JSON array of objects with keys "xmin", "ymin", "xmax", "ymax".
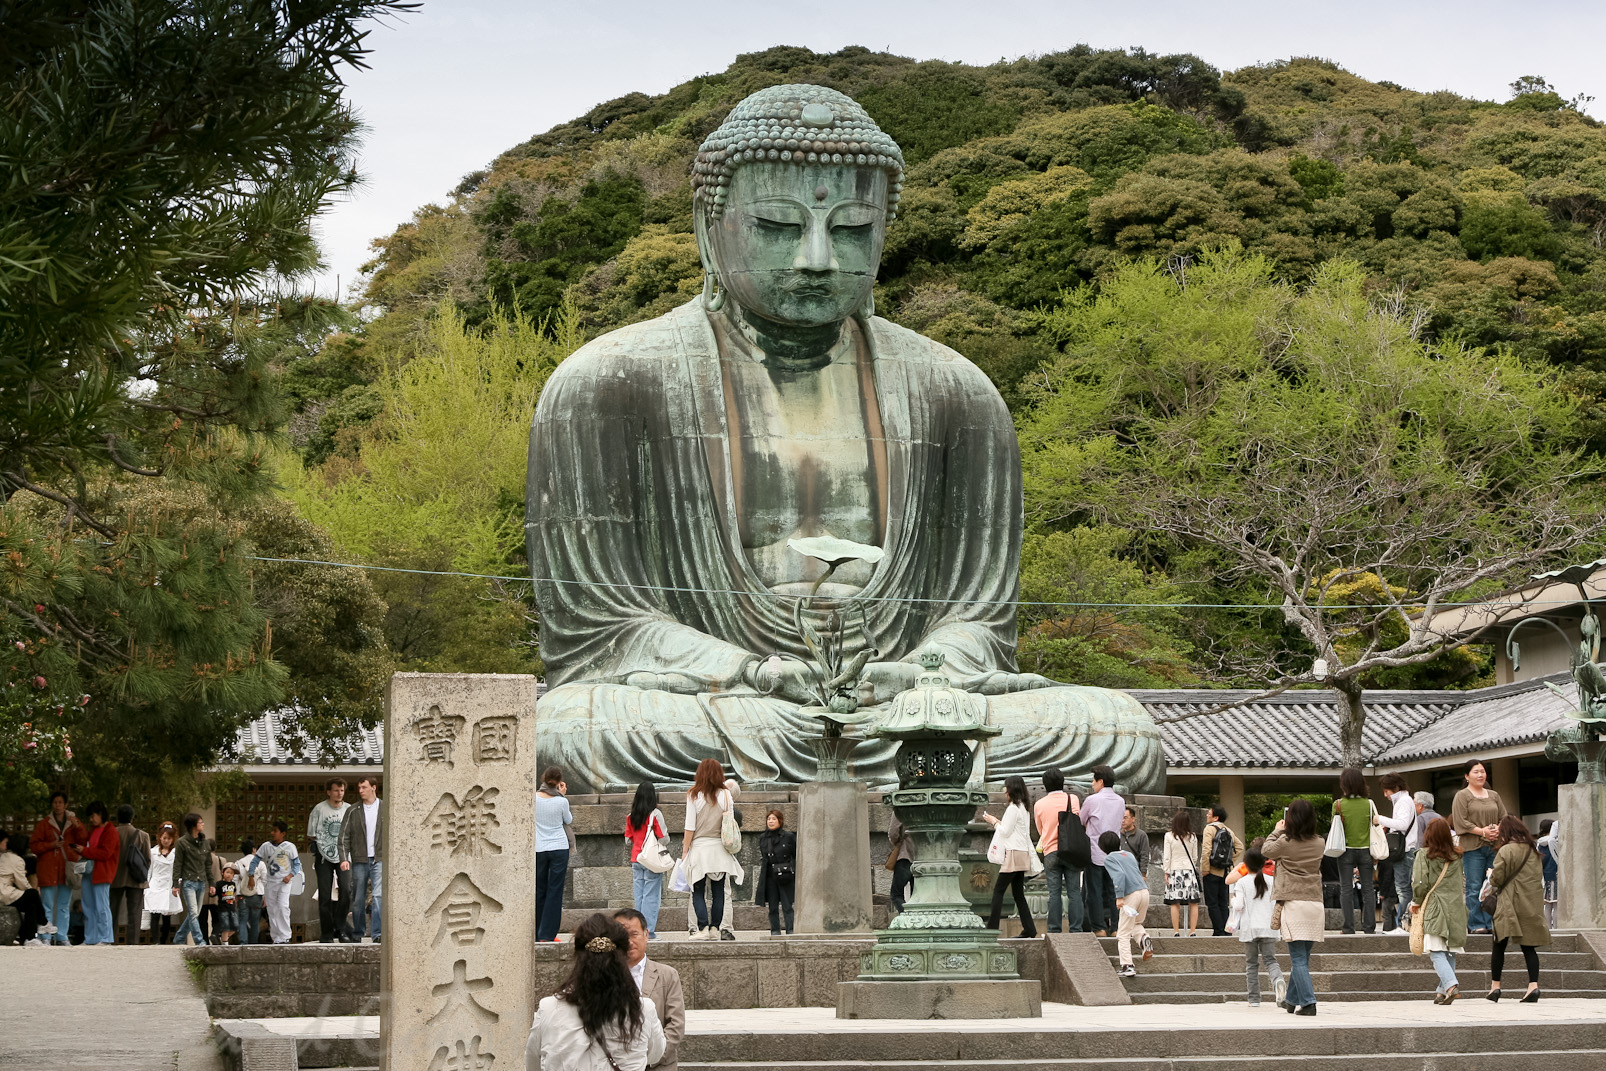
[
  {"xmin": 982, "ymin": 775, "xmax": 1040, "ymax": 938},
  {"xmin": 1229, "ymin": 846, "xmax": 1286, "ymax": 1007},
  {"xmin": 526, "ymin": 913, "xmax": 665, "ymax": 1071}
]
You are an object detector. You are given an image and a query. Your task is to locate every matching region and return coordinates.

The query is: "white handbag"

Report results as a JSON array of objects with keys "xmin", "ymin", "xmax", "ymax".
[
  {"xmin": 638, "ymin": 824, "xmax": 675, "ymax": 875},
  {"xmin": 986, "ymin": 829, "xmax": 1007, "ymax": 865},
  {"xmin": 1367, "ymin": 801, "xmax": 1390, "ymax": 861},
  {"xmin": 1323, "ymin": 814, "xmax": 1347, "ymax": 858}
]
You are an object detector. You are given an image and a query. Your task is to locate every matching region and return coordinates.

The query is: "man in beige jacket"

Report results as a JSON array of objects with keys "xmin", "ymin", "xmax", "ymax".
[{"xmin": 615, "ymin": 908, "xmax": 686, "ymax": 1071}]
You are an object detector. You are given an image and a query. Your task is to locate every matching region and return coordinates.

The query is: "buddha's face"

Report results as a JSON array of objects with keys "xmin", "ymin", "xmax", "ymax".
[{"xmin": 704, "ymin": 161, "xmax": 887, "ymax": 327}]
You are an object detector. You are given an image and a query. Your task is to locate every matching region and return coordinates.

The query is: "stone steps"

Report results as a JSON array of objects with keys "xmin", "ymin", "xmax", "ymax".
[
  {"xmin": 674, "ymin": 1009, "xmax": 1606, "ymax": 1069},
  {"xmin": 1099, "ymin": 932, "xmax": 1606, "ymax": 1005},
  {"xmin": 680, "ymin": 1055, "xmax": 1606, "ymax": 1071}
]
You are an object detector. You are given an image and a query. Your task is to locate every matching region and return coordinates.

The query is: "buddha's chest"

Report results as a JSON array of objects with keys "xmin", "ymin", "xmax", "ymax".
[{"xmin": 723, "ymin": 357, "xmax": 886, "ymax": 593}]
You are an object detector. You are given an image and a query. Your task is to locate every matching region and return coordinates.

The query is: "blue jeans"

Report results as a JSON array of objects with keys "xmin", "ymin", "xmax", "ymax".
[
  {"xmin": 82, "ymin": 882, "xmax": 113, "ymax": 944},
  {"xmin": 1430, "ymin": 949, "xmax": 1459, "ymax": 993},
  {"xmin": 41, "ymin": 883, "xmax": 72, "ymax": 944},
  {"xmin": 1286, "ymin": 940, "xmax": 1316, "ymax": 1008},
  {"xmin": 692, "ymin": 876, "xmax": 725, "ymax": 931},
  {"xmin": 632, "ymin": 861, "xmax": 664, "ymax": 939},
  {"xmin": 350, "ymin": 859, "xmax": 383, "ymax": 939},
  {"xmin": 1043, "ymin": 852, "xmax": 1084, "ymax": 933},
  {"xmin": 1462, "ymin": 843, "xmax": 1495, "ymax": 931},
  {"xmin": 1393, "ymin": 849, "xmax": 1416, "ymax": 928},
  {"xmin": 238, "ymin": 895, "xmax": 263, "ymax": 944},
  {"xmin": 173, "ymin": 880, "xmax": 207, "ymax": 945},
  {"xmin": 535, "ymin": 850, "xmax": 568, "ymax": 942}
]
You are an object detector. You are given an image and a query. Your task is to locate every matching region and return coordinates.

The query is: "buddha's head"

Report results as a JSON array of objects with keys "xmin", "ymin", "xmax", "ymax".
[{"xmin": 692, "ymin": 85, "xmax": 905, "ymax": 329}]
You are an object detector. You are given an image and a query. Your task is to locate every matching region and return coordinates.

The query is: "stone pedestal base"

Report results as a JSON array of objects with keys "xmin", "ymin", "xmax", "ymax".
[
  {"xmin": 836, "ymin": 978, "xmax": 1042, "ymax": 1019},
  {"xmin": 1559, "ymin": 782, "xmax": 1606, "ymax": 931},
  {"xmin": 796, "ymin": 781, "xmax": 873, "ymax": 933}
]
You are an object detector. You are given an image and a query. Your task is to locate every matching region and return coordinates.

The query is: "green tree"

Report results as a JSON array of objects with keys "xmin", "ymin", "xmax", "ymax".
[
  {"xmin": 0, "ymin": 1, "xmax": 408, "ymax": 803},
  {"xmin": 1021, "ymin": 250, "xmax": 1606, "ymax": 766},
  {"xmin": 282, "ymin": 304, "xmax": 576, "ymax": 673}
]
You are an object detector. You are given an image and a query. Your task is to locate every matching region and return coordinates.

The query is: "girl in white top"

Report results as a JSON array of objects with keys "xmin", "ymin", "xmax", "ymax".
[
  {"xmin": 981, "ymin": 775, "xmax": 1040, "ymax": 938},
  {"xmin": 526, "ymin": 913, "xmax": 665, "ymax": 1071},
  {"xmin": 143, "ymin": 822, "xmax": 182, "ymax": 944},
  {"xmin": 1228, "ymin": 847, "xmax": 1285, "ymax": 1007},
  {"xmin": 681, "ymin": 758, "xmax": 743, "ymax": 940}
]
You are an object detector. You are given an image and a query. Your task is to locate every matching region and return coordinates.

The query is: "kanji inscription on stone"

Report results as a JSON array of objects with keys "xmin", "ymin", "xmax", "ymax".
[
  {"xmin": 424, "ymin": 786, "xmax": 502, "ymax": 857},
  {"xmin": 427, "ymin": 1037, "xmax": 495, "ymax": 1071},
  {"xmin": 427, "ymin": 959, "xmax": 498, "ymax": 1026},
  {"xmin": 409, "ymin": 704, "xmax": 466, "ymax": 767},
  {"xmin": 427, "ymin": 873, "xmax": 504, "ymax": 947},
  {"xmin": 471, "ymin": 715, "xmax": 517, "ymax": 764},
  {"xmin": 383, "ymin": 673, "xmax": 535, "ymax": 1071}
]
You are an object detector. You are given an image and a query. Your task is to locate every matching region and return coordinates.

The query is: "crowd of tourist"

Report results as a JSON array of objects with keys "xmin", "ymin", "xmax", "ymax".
[{"xmin": 0, "ymin": 777, "xmax": 383, "ymax": 946}]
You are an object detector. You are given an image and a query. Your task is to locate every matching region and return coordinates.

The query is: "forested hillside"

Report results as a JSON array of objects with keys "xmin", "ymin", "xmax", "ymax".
[{"xmin": 285, "ymin": 44, "xmax": 1606, "ymax": 690}]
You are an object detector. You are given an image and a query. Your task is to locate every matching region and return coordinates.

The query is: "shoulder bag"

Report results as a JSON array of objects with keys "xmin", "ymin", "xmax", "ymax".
[
  {"xmin": 1324, "ymin": 808, "xmax": 1347, "ymax": 858},
  {"xmin": 719, "ymin": 796, "xmax": 742, "ymax": 855},
  {"xmin": 637, "ymin": 821, "xmax": 675, "ymax": 875},
  {"xmin": 1409, "ymin": 859, "xmax": 1450, "ymax": 957},
  {"xmin": 1367, "ymin": 801, "xmax": 1390, "ymax": 861},
  {"xmin": 1478, "ymin": 846, "xmax": 1532, "ymax": 916}
]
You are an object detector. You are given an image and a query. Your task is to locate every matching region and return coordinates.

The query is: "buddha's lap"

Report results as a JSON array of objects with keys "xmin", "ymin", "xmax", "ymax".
[{"xmin": 534, "ymin": 681, "xmax": 1163, "ymax": 792}]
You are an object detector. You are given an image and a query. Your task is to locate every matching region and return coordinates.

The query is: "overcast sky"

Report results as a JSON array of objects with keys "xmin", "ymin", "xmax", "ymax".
[{"xmin": 308, "ymin": 0, "xmax": 1606, "ymax": 298}]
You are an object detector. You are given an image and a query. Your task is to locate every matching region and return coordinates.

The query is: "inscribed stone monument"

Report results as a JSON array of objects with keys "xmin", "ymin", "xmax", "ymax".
[
  {"xmin": 382, "ymin": 673, "xmax": 537, "ymax": 1071},
  {"xmin": 525, "ymin": 83, "xmax": 1165, "ymax": 793}
]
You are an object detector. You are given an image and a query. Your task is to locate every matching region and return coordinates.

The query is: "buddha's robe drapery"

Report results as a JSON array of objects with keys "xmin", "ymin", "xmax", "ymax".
[{"xmin": 526, "ymin": 301, "xmax": 1164, "ymax": 792}]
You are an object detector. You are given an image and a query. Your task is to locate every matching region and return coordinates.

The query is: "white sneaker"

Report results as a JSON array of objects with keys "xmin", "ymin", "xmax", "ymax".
[
  {"xmin": 1384, "ymin": 927, "xmax": 1408, "ymax": 936},
  {"xmin": 42, "ymin": 924, "xmax": 57, "ymax": 936},
  {"xmin": 1275, "ymin": 977, "xmax": 1288, "ymax": 1006},
  {"xmin": 1117, "ymin": 964, "xmax": 1137, "ymax": 978}
]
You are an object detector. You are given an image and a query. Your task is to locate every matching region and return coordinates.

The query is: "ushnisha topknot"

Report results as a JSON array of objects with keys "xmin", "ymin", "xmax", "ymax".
[{"xmin": 692, "ymin": 84, "xmax": 905, "ymax": 222}]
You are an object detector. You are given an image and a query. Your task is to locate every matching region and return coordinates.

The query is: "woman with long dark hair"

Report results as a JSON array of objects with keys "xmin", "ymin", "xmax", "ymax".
[
  {"xmin": 1162, "ymin": 809, "xmax": 1201, "ymax": 937},
  {"xmin": 1331, "ymin": 767, "xmax": 1379, "ymax": 934},
  {"xmin": 1487, "ymin": 815, "xmax": 1548, "ymax": 1002},
  {"xmin": 0, "ymin": 830, "xmax": 48, "ymax": 943},
  {"xmin": 756, "ymin": 810, "xmax": 798, "ymax": 936},
  {"xmin": 1263, "ymin": 797, "xmax": 1325, "ymax": 1016},
  {"xmin": 982, "ymin": 775, "xmax": 1040, "ymax": 939},
  {"xmin": 623, "ymin": 783, "xmax": 667, "ymax": 939},
  {"xmin": 536, "ymin": 766, "xmax": 575, "ymax": 943},
  {"xmin": 1452, "ymin": 759, "xmax": 1507, "ymax": 935},
  {"xmin": 681, "ymin": 758, "xmax": 742, "ymax": 941},
  {"xmin": 526, "ymin": 912, "xmax": 666, "ymax": 1070},
  {"xmin": 1410, "ymin": 817, "xmax": 1466, "ymax": 1004}
]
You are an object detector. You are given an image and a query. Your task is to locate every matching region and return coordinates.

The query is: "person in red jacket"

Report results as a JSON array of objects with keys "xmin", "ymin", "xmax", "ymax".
[
  {"xmin": 29, "ymin": 792, "xmax": 87, "ymax": 945},
  {"xmin": 79, "ymin": 801, "xmax": 120, "ymax": 945}
]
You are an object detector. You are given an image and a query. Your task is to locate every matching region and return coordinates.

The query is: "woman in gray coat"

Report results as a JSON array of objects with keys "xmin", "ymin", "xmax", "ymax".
[
  {"xmin": 1487, "ymin": 815, "xmax": 1549, "ymax": 1002},
  {"xmin": 1409, "ymin": 818, "xmax": 1466, "ymax": 1004}
]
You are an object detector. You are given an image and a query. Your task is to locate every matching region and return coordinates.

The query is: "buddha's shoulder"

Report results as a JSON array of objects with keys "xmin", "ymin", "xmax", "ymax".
[
  {"xmin": 868, "ymin": 316, "xmax": 991, "ymax": 381},
  {"xmin": 547, "ymin": 304, "xmax": 701, "ymax": 384}
]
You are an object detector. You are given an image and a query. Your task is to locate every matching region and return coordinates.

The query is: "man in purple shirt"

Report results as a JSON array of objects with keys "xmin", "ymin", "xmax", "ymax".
[{"xmin": 1079, "ymin": 764, "xmax": 1124, "ymax": 936}]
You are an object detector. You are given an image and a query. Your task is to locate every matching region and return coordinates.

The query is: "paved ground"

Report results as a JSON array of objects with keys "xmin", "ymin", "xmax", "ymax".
[{"xmin": 0, "ymin": 945, "xmax": 222, "ymax": 1071}]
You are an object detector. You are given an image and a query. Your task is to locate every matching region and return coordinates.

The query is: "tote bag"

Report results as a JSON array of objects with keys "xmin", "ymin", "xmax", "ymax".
[
  {"xmin": 986, "ymin": 828, "xmax": 1007, "ymax": 865},
  {"xmin": 638, "ymin": 823, "xmax": 676, "ymax": 875},
  {"xmin": 1367, "ymin": 801, "xmax": 1390, "ymax": 862},
  {"xmin": 1323, "ymin": 814, "xmax": 1347, "ymax": 858}
]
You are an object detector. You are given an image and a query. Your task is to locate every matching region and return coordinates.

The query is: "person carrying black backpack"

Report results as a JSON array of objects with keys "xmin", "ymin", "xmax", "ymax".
[
  {"xmin": 110, "ymin": 805, "xmax": 151, "ymax": 945},
  {"xmin": 1033, "ymin": 769, "xmax": 1084, "ymax": 932},
  {"xmin": 1200, "ymin": 805, "xmax": 1244, "ymax": 936}
]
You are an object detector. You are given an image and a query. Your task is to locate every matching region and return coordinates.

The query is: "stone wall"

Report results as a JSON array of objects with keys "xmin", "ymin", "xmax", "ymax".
[
  {"xmin": 188, "ymin": 937, "xmax": 1060, "ymax": 1017},
  {"xmin": 185, "ymin": 943, "xmax": 381, "ymax": 1019}
]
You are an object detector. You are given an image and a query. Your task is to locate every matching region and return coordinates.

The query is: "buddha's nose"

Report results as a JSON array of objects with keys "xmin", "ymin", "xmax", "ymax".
[{"xmin": 793, "ymin": 221, "xmax": 839, "ymax": 272}]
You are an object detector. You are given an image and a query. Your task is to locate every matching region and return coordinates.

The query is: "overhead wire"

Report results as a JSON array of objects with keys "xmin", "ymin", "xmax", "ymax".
[{"xmin": 241, "ymin": 555, "xmax": 1585, "ymax": 613}]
